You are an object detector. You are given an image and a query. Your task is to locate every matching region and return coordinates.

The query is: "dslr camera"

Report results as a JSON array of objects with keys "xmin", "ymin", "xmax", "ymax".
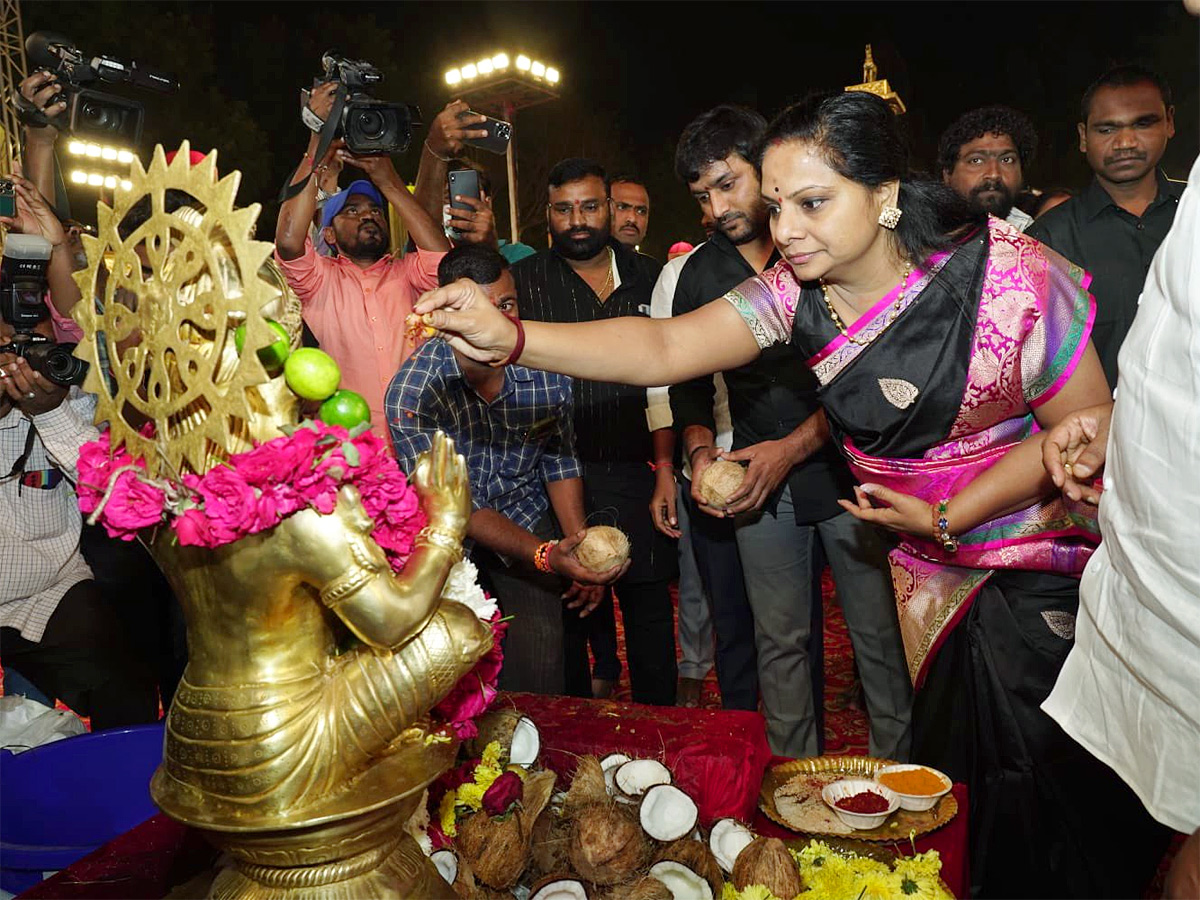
[
  {"xmin": 18, "ymin": 31, "xmax": 180, "ymax": 145},
  {"xmin": 0, "ymin": 233, "xmax": 88, "ymax": 387},
  {"xmin": 304, "ymin": 51, "xmax": 421, "ymax": 156}
]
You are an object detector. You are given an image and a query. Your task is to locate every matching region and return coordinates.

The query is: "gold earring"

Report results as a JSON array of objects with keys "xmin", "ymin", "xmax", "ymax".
[{"xmin": 878, "ymin": 205, "xmax": 902, "ymax": 229}]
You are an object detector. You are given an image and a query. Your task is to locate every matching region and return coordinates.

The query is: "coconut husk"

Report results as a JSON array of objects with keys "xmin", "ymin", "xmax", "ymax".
[
  {"xmin": 455, "ymin": 810, "xmax": 528, "ymax": 890},
  {"xmin": 657, "ymin": 839, "xmax": 723, "ymax": 897},
  {"xmin": 451, "ymin": 855, "xmax": 477, "ymax": 899},
  {"xmin": 568, "ymin": 801, "xmax": 650, "ymax": 886},
  {"xmin": 573, "ymin": 526, "xmax": 631, "ymax": 572},
  {"xmin": 565, "ymin": 756, "xmax": 608, "ymax": 815},
  {"xmin": 530, "ymin": 875, "xmax": 590, "ymax": 900},
  {"xmin": 698, "ymin": 460, "xmax": 746, "ymax": 508},
  {"xmin": 621, "ymin": 875, "xmax": 673, "ymax": 900},
  {"xmin": 731, "ymin": 837, "xmax": 804, "ymax": 899},
  {"xmin": 529, "ymin": 809, "xmax": 572, "ymax": 881}
]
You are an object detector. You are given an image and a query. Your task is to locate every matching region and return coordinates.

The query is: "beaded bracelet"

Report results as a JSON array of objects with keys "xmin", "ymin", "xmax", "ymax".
[
  {"xmin": 933, "ymin": 498, "xmax": 958, "ymax": 554},
  {"xmin": 533, "ymin": 540, "xmax": 559, "ymax": 574}
]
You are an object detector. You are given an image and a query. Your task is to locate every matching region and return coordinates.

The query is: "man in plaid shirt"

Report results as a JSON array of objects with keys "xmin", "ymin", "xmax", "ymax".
[{"xmin": 387, "ymin": 246, "xmax": 625, "ymax": 695}]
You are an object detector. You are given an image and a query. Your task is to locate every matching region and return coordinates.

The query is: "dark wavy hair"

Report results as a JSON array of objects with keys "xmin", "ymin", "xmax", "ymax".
[
  {"xmin": 674, "ymin": 105, "xmax": 768, "ymax": 184},
  {"xmin": 936, "ymin": 105, "xmax": 1038, "ymax": 176},
  {"xmin": 755, "ymin": 91, "xmax": 982, "ymax": 264},
  {"xmin": 1081, "ymin": 64, "xmax": 1172, "ymax": 122},
  {"xmin": 437, "ymin": 243, "xmax": 509, "ymax": 288}
]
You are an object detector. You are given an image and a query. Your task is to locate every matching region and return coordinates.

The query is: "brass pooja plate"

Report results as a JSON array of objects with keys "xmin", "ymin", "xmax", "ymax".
[{"xmin": 760, "ymin": 755, "xmax": 958, "ymax": 842}]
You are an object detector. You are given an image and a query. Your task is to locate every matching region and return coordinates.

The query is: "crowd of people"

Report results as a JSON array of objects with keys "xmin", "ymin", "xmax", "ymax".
[{"xmin": 0, "ymin": 49, "xmax": 1197, "ymax": 898}]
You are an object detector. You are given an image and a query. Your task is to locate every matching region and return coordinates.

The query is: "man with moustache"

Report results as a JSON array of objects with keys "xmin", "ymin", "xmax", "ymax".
[
  {"xmin": 938, "ymin": 105, "xmax": 1039, "ymax": 231},
  {"xmin": 1028, "ymin": 65, "xmax": 1182, "ymax": 390},
  {"xmin": 512, "ymin": 158, "xmax": 677, "ymax": 707},
  {"xmin": 276, "ymin": 81, "xmax": 450, "ymax": 434},
  {"xmin": 669, "ymin": 105, "xmax": 912, "ymax": 760},
  {"xmin": 609, "ymin": 174, "xmax": 651, "ymax": 251}
]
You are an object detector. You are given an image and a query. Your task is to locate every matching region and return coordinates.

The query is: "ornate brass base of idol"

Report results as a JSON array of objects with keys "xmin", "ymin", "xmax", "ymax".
[{"xmin": 203, "ymin": 797, "xmax": 455, "ymax": 900}]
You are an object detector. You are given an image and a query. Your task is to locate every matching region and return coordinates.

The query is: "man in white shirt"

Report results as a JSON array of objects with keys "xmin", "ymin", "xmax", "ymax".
[
  {"xmin": 1041, "ymin": 153, "xmax": 1200, "ymax": 892},
  {"xmin": 938, "ymin": 105, "xmax": 1039, "ymax": 231},
  {"xmin": 0, "ymin": 319, "xmax": 157, "ymax": 730}
]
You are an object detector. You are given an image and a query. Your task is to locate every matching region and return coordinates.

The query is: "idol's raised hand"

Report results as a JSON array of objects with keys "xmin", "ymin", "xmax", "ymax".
[{"xmin": 412, "ymin": 278, "xmax": 519, "ymax": 365}]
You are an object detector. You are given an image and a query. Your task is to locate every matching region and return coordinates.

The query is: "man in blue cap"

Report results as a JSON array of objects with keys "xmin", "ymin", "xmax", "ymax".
[{"xmin": 275, "ymin": 82, "xmax": 450, "ymax": 434}]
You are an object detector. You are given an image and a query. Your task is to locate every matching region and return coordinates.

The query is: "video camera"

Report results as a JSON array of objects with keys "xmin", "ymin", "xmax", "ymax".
[
  {"xmin": 304, "ymin": 51, "xmax": 420, "ymax": 156},
  {"xmin": 0, "ymin": 232, "xmax": 88, "ymax": 387},
  {"xmin": 19, "ymin": 31, "xmax": 180, "ymax": 145}
]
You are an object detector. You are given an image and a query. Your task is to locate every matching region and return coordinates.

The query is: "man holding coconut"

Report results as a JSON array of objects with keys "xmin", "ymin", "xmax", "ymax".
[
  {"xmin": 387, "ymin": 245, "xmax": 626, "ymax": 695},
  {"xmin": 669, "ymin": 106, "xmax": 912, "ymax": 760}
]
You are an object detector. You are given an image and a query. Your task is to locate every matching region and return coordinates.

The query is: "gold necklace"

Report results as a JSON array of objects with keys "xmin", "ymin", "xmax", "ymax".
[
  {"xmin": 821, "ymin": 260, "xmax": 914, "ymax": 346},
  {"xmin": 595, "ymin": 248, "xmax": 615, "ymax": 300}
]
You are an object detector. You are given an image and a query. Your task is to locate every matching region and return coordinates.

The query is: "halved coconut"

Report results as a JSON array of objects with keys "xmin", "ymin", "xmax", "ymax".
[
  {"xmin": 430, "ymin": 849, "xmax": 458, "ymax": 884},
  {"xmin": 530, "ymin": 876, "xmax": 589, "ymax": 900},
  {"xmin": 648, "ymin": 860, "xmax": 714, "ymax": 900},
  {"xmin": 565, "ymin": 756, "xmax": 608, "ymax": 814},
  {"xmin": 600, "ymin": 753, "xmax": 631, "ymax": 797},
  {"xmin": 614, "ymin": 758, "xmax": 672, "ymax": 801},
  {"xmin": 709, "ymin": 818, "xmax": 756, "ymax": 873},
  {"xmin": 656, "ymin": 838, "xmax": 723, "ymax": 897},
  {"xmin": 568, "ymin": 803, "xmax": 649, "ymax": 885},
  {"xmin": 466, "ymin": 709, "xmax": 541, "ymax": 767},
  {"xmin": 639, "ymin": 784, "xmax": 698, "ymax": 843}
]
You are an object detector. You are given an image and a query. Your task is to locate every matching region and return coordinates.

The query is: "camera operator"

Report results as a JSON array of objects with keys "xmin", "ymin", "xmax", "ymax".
[
  {"xmin": 14, "ymin": 70, "xmax": 68, "ymax": 206},
  {"xmin": 0, "ymin": 171, "xmax": 83, "ymax": 340},
  {"xmin": 0, "ymin": 314, "xmax": 158, "ymax": 730},
  {"xmin": 275, "ymin": 80, "xmax": 449, "ymax": 434}
]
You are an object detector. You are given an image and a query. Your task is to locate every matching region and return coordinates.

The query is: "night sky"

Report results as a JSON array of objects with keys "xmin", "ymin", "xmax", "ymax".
[{"xmin": 27, "ymin": 1, "xmax": 1199, "ymax": 259}]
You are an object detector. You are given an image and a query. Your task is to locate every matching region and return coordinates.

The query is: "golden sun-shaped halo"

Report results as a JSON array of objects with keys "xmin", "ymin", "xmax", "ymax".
[{"xmin": 72, "ymin": 142, "xmax": 285, "ymax": 478}]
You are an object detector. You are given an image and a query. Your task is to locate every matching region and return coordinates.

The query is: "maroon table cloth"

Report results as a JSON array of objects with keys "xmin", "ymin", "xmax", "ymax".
[{"xmin": 21, "ymin": 694, "xmax": 968, "ymax": 898}]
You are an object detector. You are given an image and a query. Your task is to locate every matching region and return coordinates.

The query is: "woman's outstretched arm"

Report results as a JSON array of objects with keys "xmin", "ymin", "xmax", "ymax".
[{"xmin": 414, "ymin": 278, "xmax": 763, "ymax": 387}]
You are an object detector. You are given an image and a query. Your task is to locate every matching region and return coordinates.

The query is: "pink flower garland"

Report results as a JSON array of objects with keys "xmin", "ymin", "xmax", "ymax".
[{"xmin": 76, "ymin": 420, "xmax": 504, "ymax": 737}]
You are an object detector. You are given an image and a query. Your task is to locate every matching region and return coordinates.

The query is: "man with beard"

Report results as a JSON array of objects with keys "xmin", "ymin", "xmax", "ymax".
[
  {"xmin": 609, "ymin": 174, "xmax": 651, "ymax": 251},
  {"xmin": 512, "ymin": 158, "xmax": 677, "ymax": 707},
  {"xmin": 1029, "ymin": 65, "xmax": 1182, "ymax": 390},
  {"xmin": 938, "ymin": 106, "xmax": 1039, "ymax": 231},
  {"xmin": 669, "ymin": 105, "xmax": 912, "ymax": 760},
  {"xmin": 276, "ymin": 82, "xmax": 450, "ymax": 434}
]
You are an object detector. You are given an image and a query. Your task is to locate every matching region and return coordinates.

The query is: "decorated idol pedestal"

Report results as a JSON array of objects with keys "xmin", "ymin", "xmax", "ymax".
[{"xmin": 62, "ymin": 145, "xmax": 963, "ymax": 900}]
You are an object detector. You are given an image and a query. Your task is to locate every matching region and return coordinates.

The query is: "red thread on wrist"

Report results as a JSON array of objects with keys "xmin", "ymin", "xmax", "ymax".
[{"xmin": 492, "ymin": 316, "xmax": 525, "ymax": 367}]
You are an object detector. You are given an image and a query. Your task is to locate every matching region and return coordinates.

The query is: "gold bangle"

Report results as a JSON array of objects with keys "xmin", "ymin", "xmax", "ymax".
[{"xmin": 416, "ymin": 525, "xmax": 463, "ymax": 560}]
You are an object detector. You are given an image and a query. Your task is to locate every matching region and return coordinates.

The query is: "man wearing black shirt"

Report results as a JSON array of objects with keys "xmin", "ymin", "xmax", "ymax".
[
  {"xmin": 670, "ymin": 107, "xmax": 911, "ymax": 759},
  {"xmin": 513, "ymin": 158, "xmax": 677, "ymax": 706},
  {"xmin": 1028, "ymin": 65, "xmax": 1183, "ymax": 390}
]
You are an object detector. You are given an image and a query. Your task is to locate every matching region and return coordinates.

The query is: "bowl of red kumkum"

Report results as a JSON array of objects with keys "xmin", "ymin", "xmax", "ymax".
[
  {"xmin": 821, "ymin": 778, "xmax": 900, "ymax": 830},
  {"xmin": 874, "ymin": 764, "xmax": 952, "ymax": 812}
]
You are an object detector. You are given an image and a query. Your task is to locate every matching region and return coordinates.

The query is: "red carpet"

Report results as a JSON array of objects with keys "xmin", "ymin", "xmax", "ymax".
[{"xmin": 605, "ymin": 568, "xmax": 870, "ymax": 756}]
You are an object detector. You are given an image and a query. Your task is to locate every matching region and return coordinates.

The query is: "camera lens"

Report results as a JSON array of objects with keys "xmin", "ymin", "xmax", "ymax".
[
  {"xmin": 354, "ymin": 109, "xmax": 386, "ymax": 140},
  {"xmin": 81, "ymin": 100, "xmax": 118, "ymax": 132},
  {"xmin": 39, "ymin": 343, "xmax": 89, "ymax": 387}
]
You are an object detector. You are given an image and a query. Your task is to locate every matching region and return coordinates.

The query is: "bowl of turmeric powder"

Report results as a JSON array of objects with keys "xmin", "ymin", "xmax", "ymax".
[{"xmin": 873, "ymin": 764, "xmax": 952, "ymax": 812}]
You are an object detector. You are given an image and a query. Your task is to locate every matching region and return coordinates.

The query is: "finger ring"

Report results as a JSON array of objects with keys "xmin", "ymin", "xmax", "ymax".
[
  {"xmin": 1064, "ymin": 462, "xmax": 1074, "ymax": 475},
  {"xmin": 25, "ymin": 391, "xmax": 36, "ymax": 399}
]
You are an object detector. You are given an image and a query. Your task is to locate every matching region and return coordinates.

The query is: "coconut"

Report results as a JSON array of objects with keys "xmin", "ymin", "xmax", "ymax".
[
  {"xmin": 573, "ymin": 526, "xmax": 631, "ymax": 572},
  {"xmin": 622, "ymin": 875, "xmax": 674, "ymax": 900},
  {"xmin": 430, "ymin": 849, "xmax": 458, "ymax": 884},
  {"xmin": 639, "ymin": 784, "xmax": 699, "ymax": 843},
  {"xmin": 466, "ymin": 709, "xmax": 541, "ymax": 767},
  {"xmin": 656, "ymin": 839, "xmax": 723, "ymax": 897},
  {"xmin": 600, "ymin": 753, "xmax": 631, "ymax": 797},
  {"xmin": 529, "ymin": 809, "xmax": 572, "ymax": 881},
  {"xmin": 614, "ymin": 759, "xmax": 672, "ymax": 801},
  {"xmin": 731, "ymin": 837, "xmax": 803, "ymax": 899},
  {"xmin": 648, "ymin": 860, "xmax": 714, "ymax": 900},
  {"xmin": 709, "ymin": 818, "xmax": 755, "ymax": 873},
  {"xmin": 455, "ymin": 770, "xmax": 558, "ymax": 890},
  {"xmin": 565, "ymin": 756, "xmax": 609, "ymax": 814},
  {"xmin": 455, "ymin": 809, "xmax": 528, "ymax": 890},
  {"xmin": 698, "ymin": 460, "xmax": 746, "ymax": 508},
  {"xmin": 530, "ymin": 876, "xmax": 590, "ymax": 900},
  {"xmin": 568, "ymin": 802, "xmax": 650, "ymax": 885}
]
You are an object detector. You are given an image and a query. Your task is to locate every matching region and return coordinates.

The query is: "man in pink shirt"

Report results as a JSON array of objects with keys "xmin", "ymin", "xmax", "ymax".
[{"xmin": 275, "ymin": 82, "xmax": 450, "ymax": 432}]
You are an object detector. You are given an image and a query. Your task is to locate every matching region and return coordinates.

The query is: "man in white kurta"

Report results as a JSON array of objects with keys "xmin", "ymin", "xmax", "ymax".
[{"xmin": 1042, "ymin": 154, "xmax": 1200, "ymax": 838}]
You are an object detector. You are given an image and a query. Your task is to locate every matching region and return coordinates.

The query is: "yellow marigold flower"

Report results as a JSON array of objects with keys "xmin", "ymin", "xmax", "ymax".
[
  {"xmin": 856, "ymin": 870, "xmax": 900, "ymax": 900},
  {"xmin": 457, "ymin": 782, "xmax": 486, "ymax": 811},
  {"xmin": 481, "ymin": 740, "xmax": 504, "ymax": 770},
  {"xmin": 438, "ymin": 790, "xmax": 458, "ymax": 837}
]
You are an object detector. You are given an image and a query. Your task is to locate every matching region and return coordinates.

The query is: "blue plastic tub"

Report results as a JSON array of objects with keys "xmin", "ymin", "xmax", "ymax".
[{"xmin": 0, "ymin": 721, "xmax": 165, "ymax": 894}]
